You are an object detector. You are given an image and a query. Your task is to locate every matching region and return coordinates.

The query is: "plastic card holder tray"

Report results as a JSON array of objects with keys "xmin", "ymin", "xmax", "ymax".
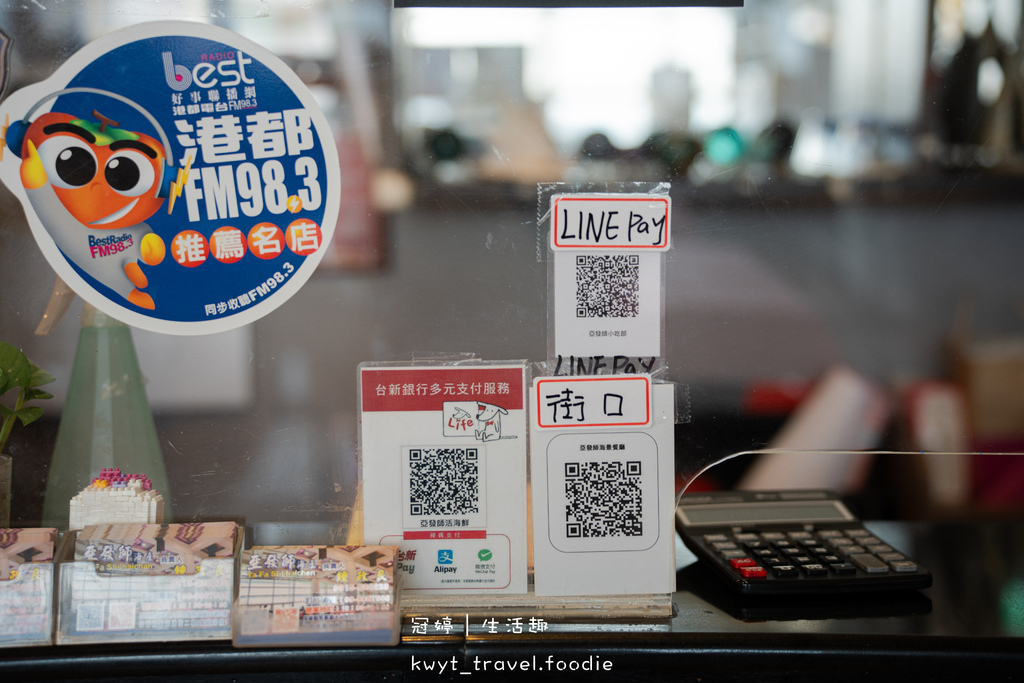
[
  {"xmin": 56, "ymin": 523, "xmax": 242, "ymax": 645},
  {"xmin": 232, "ymin": 545, "xmax": 401, "ymax": 648},
  {"xmin": 0, "ymin": 528, "xmax": 59, "ymax": 647}
]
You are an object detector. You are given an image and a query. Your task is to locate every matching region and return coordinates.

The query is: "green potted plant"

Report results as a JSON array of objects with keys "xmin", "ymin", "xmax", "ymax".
[{"xmin": 0, "ymin": 341, "xmax": 55, "ymax": 527}]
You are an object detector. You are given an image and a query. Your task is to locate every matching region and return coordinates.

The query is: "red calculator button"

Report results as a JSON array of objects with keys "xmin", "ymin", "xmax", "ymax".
[
  {"xmin": 740, "ymin": 566, "xmax": 767, "ymax": 579},
  {"xmin": 730, "ymin": 558, "xmax": 757, "ymax": 568}
]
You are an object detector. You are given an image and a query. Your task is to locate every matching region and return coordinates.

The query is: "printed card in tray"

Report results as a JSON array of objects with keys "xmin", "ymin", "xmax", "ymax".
[
  {"xmin": 0, "ymin": 528, "xmax": 58, "ymax": 647},
  {"xmin": 57, "ymin": 522, "xmax": 240, "ymax": 644},
  {"xmin": 233, "ymin": 545, "xmax": 401, "ymax": 647}
]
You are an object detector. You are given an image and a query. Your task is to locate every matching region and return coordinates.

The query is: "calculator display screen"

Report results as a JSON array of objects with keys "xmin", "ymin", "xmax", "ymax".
[{"xmin": 681, "ymin": 502, "xmax": 850, "ymax": 526}]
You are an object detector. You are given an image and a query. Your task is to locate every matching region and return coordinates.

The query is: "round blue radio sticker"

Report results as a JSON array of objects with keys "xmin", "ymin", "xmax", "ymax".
[{"xmin": 0, "ymin": 22, "xmax": 340, "ymax": 335}]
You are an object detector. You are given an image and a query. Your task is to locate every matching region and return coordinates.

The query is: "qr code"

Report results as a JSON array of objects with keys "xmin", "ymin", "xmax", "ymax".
[
  {"xmin": 76, "ymin": 603, "xmax": 106, "ymax": 632},
  {"xmin": 107, "ymin": 601, "xmax": 137, "ymax": 630},
  {"xmin": 575, "ymin": 254, "xmax": 640, "ymax": 318},
  {"xmin": 563, "ymin": 461, "xmax": 643, "ymax": 538},
  {"xmin": 408, "ymin": 447, "xmax": 480, "ymax": 516}
]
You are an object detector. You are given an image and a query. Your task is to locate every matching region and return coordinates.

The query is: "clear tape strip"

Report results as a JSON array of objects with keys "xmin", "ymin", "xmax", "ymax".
[{"xmin": 0, "ymin": 0, "xmax": 268, "ymax": 16}]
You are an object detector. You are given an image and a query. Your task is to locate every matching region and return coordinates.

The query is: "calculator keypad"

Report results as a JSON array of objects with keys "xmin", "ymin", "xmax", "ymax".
[{"xmin": 701, "ymin": 527, "xmax": 921, "ymax": 582}]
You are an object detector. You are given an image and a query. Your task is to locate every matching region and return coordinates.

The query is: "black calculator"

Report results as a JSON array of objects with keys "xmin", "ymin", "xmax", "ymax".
[{"xmin": 675, "ymin": 490, "xmax": 931, "ymax": 595}]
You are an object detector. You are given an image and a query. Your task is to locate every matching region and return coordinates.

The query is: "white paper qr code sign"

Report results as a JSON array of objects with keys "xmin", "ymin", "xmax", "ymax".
[
  {"xmin": 360, "ymin": 362, "xmax": 528, "ymax": 593},
  {"xmin": 552, "ymin": 249, "xmax": 662, "ymax": 358},
  {"xmin": 530, "ymin": 380, "xmax": 675, "ymax": 596},
  {"xmin": 545, "ymin": 431, "xmax": 660, "ymax": 553}
]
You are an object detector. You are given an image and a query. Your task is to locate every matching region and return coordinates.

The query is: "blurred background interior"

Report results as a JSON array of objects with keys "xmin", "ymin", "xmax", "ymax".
[{"xmin": 2, "ymin": 0, "xmax": 1024, "ymax": 529}]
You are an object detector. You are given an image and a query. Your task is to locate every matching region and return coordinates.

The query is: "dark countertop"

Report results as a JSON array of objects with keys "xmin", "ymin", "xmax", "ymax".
[{"xmin": 2, "ymin": 521, "xmax": 1022, "ymax": 682}]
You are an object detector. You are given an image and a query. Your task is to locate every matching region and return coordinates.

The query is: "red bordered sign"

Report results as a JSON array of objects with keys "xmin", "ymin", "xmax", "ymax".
[
  {"xmin": 551, "ymin": 195, "xmax": 670, "ymax": 251},
  {"xmin": 534, "ymin": 375, "xmax": 652, "ymax": 429}
]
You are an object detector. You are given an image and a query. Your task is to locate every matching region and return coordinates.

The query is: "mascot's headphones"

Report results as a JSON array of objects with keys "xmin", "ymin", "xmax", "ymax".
[{"xmin": 4, "ymin": 86, "xmax": 175, "ymax": 199}]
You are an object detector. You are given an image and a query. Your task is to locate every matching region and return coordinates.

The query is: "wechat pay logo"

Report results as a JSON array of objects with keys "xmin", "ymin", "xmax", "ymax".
[{"xmin": 478, "ymin": 549, "xmax": 492, "ymax": 562}]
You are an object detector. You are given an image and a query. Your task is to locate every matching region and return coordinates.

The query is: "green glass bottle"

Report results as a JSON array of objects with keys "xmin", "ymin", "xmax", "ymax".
[{"xmin": 42, "ymin": 303, "xmax": 169, "ymax": 529}]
